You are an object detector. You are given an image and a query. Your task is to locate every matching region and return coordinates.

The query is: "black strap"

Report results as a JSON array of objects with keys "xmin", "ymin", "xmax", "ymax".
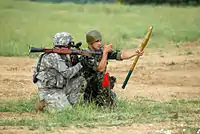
[
  {"xmin": 33, "ymin": 53, "xmax": 46, "ymax": 83},
  {"xmin": 36, "ymin": 53, "xmax": 46, "ymax": 73}
]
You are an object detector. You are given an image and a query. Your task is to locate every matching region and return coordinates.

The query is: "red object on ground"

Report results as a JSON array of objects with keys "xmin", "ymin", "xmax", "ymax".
[{"xmin": 102, "ymin": 73, "xmax": 110, "ymax": 87}]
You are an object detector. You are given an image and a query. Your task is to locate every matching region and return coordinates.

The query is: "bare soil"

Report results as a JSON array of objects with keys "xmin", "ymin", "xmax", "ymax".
[{"xmin": 0, "ymin": 39, "xmax": 200, "ymax": 133}]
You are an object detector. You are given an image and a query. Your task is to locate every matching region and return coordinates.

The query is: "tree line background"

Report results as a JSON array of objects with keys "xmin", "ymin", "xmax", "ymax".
[{"xmin": 30, "ymin": 0, "xmax": 200, "ymax": 5}]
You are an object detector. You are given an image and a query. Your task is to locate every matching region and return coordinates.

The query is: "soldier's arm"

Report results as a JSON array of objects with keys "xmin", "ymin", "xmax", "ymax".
[
  {"xmin": 108, "ymin": 50, "xmax": 122, "ymax": 60},
  {"xmin": 108, "ymin": 49, "xmax": 144, "ymax": 60},
  {"xmin": 97, "ymin": 52, "xmax": 108, "ymax": 72},
  {"xmin": 120, "ymin": 49, "xmax": 144, "ymax": 60},
  {"xmin": 45, "ymin": 53, "xmax": 83, "ymax": 79},
  {"xmin": 57, "ymin": 59, "xmax": 83, "ymax": 79},
  {"xmin": 97, "ymin": 44, "xmax": 112, "ymax": 72}
]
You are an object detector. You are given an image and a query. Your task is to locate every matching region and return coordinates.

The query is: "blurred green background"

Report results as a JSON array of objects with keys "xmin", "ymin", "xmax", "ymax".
[{"xmin": 0, "ymin": 0, "xmax": 200, "ymax": 56}]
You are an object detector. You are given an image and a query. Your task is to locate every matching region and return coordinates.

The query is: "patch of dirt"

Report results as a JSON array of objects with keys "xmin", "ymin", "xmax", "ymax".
[
  {"xmin": 183, "ymin": 39, "xmax": 200, "ymax": 47},
  {"xmin": 0, "ymin": 39, "xmax": 200, "ymax": 133},
  {"xmin": 0, "ymin": 122, "xmax": 199, "ymax": 134},
  {"xmin": 0, "ymin": 112, "xmax": 41, "ymax": 118}
]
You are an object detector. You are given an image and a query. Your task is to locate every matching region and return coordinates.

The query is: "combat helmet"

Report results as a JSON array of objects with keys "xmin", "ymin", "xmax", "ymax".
[
  {"xmin": 86, "ymin": 30, "xmax": 102, "ymax": 44},
  {"xmin": 53, "ymin": 32, "xmax": 73, "ymax": 47}
]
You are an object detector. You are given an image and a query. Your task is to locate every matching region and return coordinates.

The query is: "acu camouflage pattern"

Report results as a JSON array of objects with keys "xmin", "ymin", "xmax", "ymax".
[
  {"xmin": 80, "ymin": 47, "xmax": 122, "ymax": 107},
  {"xmin": 53, "ymin": 32, "xmax": 73, "ymax": 47},
  {"xmin": 33, "ymin": 52, "xmax": 84, "ymax": 111}
]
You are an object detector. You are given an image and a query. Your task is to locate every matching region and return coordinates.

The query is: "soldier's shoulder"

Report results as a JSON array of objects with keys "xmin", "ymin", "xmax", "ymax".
[
  {"xmin": 44, "ymin": 53, "xmax": 59, "ymax": 57},
  {"xmin": 42, "ymin": 53, "xmax": 61, "ymax": 61}
]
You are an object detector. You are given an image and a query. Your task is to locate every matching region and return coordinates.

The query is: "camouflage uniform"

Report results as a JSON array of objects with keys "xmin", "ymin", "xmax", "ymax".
[
  {"xmin": 80, "ymin": 47, "xmax": 121, "ymax": 107},
  {"xmin": 33, "ymin": 32, "xmax": 84, "ymax": 112}
]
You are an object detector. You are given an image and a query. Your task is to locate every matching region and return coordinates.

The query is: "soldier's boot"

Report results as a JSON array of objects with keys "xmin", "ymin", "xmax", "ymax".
[{"xmin": 34, "ymin": 99, "xmax": 46, "ymax": 113}]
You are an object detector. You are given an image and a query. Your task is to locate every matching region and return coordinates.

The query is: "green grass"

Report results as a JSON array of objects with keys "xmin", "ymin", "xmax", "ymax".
[
  {"xmin": 0, "ymin": 96, "xmax": 199, "ymax": 129},
  {"xmin": 0, "ymin": 0, "xmax": 200, "ymax": 56}
]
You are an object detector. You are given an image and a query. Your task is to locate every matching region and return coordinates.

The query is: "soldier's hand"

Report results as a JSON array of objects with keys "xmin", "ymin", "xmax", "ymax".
[
  {"xmin": 71, "ymin": 55, "xmax": 79, "ymax": 66},
  {"xmin": 135, "ymin": 49, "xmax": 144, "ymax": 56},
  {"xmin": 103, "ymin": 43, "xmax": 112, "ymax": 53}
]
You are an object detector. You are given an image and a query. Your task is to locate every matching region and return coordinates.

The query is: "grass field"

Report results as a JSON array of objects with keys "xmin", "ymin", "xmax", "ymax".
[
  {"xmin": 1, "ymin": 96, "xmax": 200, "ymax": 130},
  {"xmin": 0, "ymin": 0, "xmax": 200, "ymax": 56}
]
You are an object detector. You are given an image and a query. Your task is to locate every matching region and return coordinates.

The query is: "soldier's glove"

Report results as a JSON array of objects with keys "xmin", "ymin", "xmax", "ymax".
[{"xmin": 71, "ymin": 55, "xmax": 79, "ymax": 66}]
